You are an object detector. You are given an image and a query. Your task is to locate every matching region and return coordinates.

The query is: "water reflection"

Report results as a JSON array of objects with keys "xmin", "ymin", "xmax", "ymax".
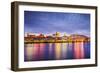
[
  {"xmin": 24, "ymin": 42, "xmax": 90, "ymax": 61},
  {"xmin": 61, "ymin": 43, "xmax": 67, "ymax": 59},
  {"xmin": 55, "ymin": 43, "xmax": 61, "ymax": 60}
]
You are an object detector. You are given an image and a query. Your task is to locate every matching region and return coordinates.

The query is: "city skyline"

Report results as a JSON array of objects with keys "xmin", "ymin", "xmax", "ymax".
[
  {"xmin": 24, "ymin": 11, "xmax": 90, "ymax": 37},
  {"xmin": 24, "ymin": 32, "xmax": 90, "ymax": 38}
]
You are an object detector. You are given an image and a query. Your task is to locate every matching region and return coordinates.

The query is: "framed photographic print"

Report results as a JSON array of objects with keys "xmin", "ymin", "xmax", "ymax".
[{"xmin": 11, "ymin": 1, "xmax": 97, "ymax": 71}]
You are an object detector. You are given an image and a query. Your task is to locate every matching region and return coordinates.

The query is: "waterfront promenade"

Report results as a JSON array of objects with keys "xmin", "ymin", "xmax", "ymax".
[{"xmin": 24, "ymin": 39, "xmax": 90, "ymax": 43}]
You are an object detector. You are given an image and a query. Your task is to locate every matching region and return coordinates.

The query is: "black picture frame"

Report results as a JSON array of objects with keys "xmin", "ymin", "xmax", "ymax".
[{"xmin": 11, "ymin": 1, "xmax": 98, "ymax": 71}]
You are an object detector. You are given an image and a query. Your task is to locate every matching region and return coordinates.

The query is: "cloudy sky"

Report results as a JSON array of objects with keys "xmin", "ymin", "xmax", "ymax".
[{"xmin": 24, "ymin": 11, "xmax": 90, "ymax": 36}]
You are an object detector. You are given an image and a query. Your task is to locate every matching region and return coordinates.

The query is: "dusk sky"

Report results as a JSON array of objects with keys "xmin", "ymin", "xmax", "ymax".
[{"xmin": 24, "ymin": 11, "xmax": 90, "ymax": 36}]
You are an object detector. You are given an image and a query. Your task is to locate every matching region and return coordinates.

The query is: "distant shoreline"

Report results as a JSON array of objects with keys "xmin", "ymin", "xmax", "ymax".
[{"xmin": 24, "ymin": 40, "xmax": 90, "ymax": 44}]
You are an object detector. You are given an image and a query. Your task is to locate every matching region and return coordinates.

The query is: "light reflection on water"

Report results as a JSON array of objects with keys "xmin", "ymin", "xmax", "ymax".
[{"xmin": 24, "ymin": 42, "xmax": 90, "ymax": 61}]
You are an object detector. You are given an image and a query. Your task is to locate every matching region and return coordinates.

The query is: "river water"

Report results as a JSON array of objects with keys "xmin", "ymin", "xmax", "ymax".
[{"xmin": 24, "ymin": 42, "xmax": 90, "ymax": 61}]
